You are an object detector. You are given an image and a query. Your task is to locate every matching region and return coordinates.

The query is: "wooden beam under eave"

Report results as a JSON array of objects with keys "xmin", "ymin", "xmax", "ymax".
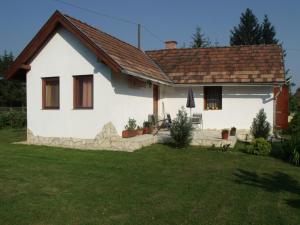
[{"xmin": 20, "ymin": 64, "xmax": 31, "ymax": 71}]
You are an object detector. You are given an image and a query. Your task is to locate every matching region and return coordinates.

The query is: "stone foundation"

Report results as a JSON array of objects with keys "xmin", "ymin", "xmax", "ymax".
[
  {"xmin": 24, "ymin": 124, "xmax": 243, "ymax": 152},
  {"xmin": 26, "ymin": 122, "xmax": 157, "ymax": 152}
]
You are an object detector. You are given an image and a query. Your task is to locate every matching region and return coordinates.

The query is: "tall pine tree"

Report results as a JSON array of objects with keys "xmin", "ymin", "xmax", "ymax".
[
  {"xmin": 230, "ymin": 8, "xmax": 262, "ymax": 45},
  {"xmin": 261, "ymin": 15, "xmax": 278, "ymax": 44},
  {"xmin": 0, "ymin": 51, "xmax": 14, "ymax": 77},
  {"xmin": 190, "ymin": 26, "xmax": 211, "ymax": 48}
]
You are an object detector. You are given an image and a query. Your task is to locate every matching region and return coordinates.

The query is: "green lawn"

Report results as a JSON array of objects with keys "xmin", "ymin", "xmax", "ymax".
[{"xmin": 0, "ymin": 129, "xmax": 299, "ymax": 225}]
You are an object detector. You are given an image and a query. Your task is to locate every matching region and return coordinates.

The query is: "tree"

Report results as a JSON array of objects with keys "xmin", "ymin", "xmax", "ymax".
[
  {"xmin": 0, "ymin": 50, "xmax": 14, "ymax": 76},
  {"xmin": 288, "ymin": 82, "xmax": 299, "ymax": 114},
  {"xmin": 250, "ymin": 109, "xmax": 271, "ymax": 139},
  {"xmin": 295, "ymin": 88, "xmax": 300, "ymax": 110},
  {"xmin": 190, "ymin": 26, "xmax": 211, "ymax": 48},
  {"xmin": 170, "ymin": 107, "xmax": 193, "ymax": 148},
  {"xmin": 0, "ymin": 51, "xmax": 26, "ymax": 107},
  {"xmin": 230, "ymin": 8, "xmax": 262, "ymax": 45},
  {"xmin": 261, "ymin": 15, "xmax": 278, "ymax": 44}
]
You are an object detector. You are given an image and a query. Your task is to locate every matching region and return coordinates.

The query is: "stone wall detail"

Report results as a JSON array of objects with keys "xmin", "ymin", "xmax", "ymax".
[{"xmin": 26, "ymin": 122, "xmax": 157, "ymax": 152}]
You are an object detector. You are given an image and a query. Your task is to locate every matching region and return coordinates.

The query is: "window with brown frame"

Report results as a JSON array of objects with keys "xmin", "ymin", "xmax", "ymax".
[
  {"xmin": 42, "ymin": 77, "xmax": 59, "ymax": 109},
  {"xmin": 204, "ymin": 86, "xmax": 222, "ymax": 110},
  {"xmin": 73, "ymin": 75, "xmax": 93, "ymax": 109}
]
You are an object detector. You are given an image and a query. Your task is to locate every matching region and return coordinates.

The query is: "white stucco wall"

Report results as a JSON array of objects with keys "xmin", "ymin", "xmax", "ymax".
[
  {"xmin": 27, "ymin": 27, "xmax": 153, "ymax": 138},
  {"xmin": 159, "ymin": 85, "xmax": 274, "ymax": 130}
]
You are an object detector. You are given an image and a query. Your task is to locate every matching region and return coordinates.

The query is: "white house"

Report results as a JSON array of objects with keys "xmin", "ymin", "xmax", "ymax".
[{"xmin": 6, "ymin": 11, "xmax": 288, "ymax": 150}]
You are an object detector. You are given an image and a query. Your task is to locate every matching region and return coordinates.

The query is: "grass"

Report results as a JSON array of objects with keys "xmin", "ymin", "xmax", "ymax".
[{"xmin": 0, "ymin": 129, "xmax": 299, "ymax": 225}]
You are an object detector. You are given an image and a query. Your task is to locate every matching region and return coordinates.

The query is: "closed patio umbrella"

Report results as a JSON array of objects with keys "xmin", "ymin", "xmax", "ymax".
[{"xmin": 186, "ymin": 88, "xmax": 195, "ymax": 117}]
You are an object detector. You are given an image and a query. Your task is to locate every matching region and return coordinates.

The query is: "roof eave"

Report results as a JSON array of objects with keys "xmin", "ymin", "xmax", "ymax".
[
  {"xmin": 173, "ymin": 82, "xmax": 286, "ymax": 87},
  {"xmin": 121, "ymin": 69, "xmax": 172, "ymax": 86}
]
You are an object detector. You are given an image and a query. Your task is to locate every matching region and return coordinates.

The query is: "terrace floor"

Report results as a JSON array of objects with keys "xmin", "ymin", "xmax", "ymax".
[{"xmin": 155, "ymin": 129, "xmax": 237, "ymax": 148}]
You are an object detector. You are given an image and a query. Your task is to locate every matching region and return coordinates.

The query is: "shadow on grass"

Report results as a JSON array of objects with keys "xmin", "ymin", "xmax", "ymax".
[{"xmin": 233, "ymin": 169, "xmax": 300, "ymax": 209}]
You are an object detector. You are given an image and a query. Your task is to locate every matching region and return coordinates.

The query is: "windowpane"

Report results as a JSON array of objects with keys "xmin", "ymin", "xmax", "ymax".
[
  {"xmin": 74, "ymin": 75, "xmax": 93, "ymax": 108},
  {"xmin": 43, "ymin": 77, "xmax": 59, "ymax": 109},
  {"xmin": 204, "ymin": 86, "xmax": 222, "ymax": 110}
]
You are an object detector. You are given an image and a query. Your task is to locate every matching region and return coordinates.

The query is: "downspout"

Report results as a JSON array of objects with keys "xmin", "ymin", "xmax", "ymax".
[{"xmin": 273, "ymin": 85, "xmax": 283, "ymax": 132}]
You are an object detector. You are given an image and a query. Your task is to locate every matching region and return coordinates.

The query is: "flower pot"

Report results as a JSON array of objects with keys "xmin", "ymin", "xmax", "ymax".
[
  {"xmin": 222, "ymin": 130, "xmax": 229, "ymax": 140},
  {"xmin": 137, "ymin": 129, "xmax": 143, "ymax": 135},
  {"xmin": 143, "ymin": 127, "xmax": 152, "ymax": 134},
  {"xmin": 122, "ymin": 130, "xmax": 138, "ymax": 138}
]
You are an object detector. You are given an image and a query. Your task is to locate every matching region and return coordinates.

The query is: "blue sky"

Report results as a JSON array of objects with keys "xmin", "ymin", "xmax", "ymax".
[{"xmin": 1, "ymin": 0, "xmax": 299, "ymax": 90}]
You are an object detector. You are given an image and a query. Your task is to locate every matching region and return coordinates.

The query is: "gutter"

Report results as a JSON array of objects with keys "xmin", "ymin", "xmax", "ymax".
[
  {"xmin": 121, "ymin": 69, "xmax": 172, "ymax": 86},
  {"xmin": 173, "ymin": 82, "xmax": 285, "ymax": 87},
  {"xmin": 121, "ymin": 70, "xmax": 285, "ymax": 88},
  {"xmin": 273, "ymin": 84, "xmax": 284, "ymax": 131}
]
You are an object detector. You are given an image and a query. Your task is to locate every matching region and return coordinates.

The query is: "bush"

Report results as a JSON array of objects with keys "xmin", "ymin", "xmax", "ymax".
[
  {"xmin": 143, "ymin": 121, "xmax": 152, "ymax": 128},
  {"xmin": 282, "ymin": 135, "xmax": 300, "ymax": 166},
  {"xmin": 124, "ymin": 118, "xmax": 137, "ymax": 131},
  {"xmin": 287, "ymin": 111, "xmax": 300, "ymax": 135},
  {"xmin": 246, "ymin": 138, "xmax": 272, "ymax": 155},
  {"xmin": 170, "ymin": 107, "xmax": 193, "ymax": 148},
  {"xmin": 0, "ymin": 109, "xmax": 26, "ymax": 128},
  {"xmin": 250, "ymin": 109, "xmax": 271, "ymax": 139}
]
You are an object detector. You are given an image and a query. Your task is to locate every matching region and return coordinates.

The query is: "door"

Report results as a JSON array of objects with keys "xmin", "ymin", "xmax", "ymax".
[
  {"xmin": 274, "ymin": 85, "xmax": 289, "ymax": 129},
  {"xmin": 153, "ymin": 84, "xmax": 159, "ymax": 120}
]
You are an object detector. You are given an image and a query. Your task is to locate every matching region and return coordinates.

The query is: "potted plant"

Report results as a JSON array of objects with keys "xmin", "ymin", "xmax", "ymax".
[
  {"xmin": 143, "ymin": 121, "xmax": 153, "ymax": 134},
  {"xmin": 221, "ymin": 129, "xmax": 229, "ymax": 140},
  {"xmin": 230, "ymin": 127, "xmax": 237, "ymax": 136},
  {"xmin": 137, "ymin": 125, "xmax": 143, "ymax": 135},
  {"xmin": 122, "ymin": 118, "xmax": 138, "ymax": 138}
]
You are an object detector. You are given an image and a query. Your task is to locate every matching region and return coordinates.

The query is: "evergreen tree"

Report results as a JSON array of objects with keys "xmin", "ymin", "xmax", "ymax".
[
  {"xmin": 190, "ymin": 26, "xmax": 211, "ymax": 48},
  {"xmin": 0, "ymin": 50, "xmax": 14, "ymax": 76},
  {"xmin": 230, "ymin": 8, "xmax": 262, "ymax": 45},
  {"xmin": 250, "ymin": 109, "xmax": 271, "ymax": 139},
  {"xmin": 261, "ymin": 15, "xmax": 278, "ymax": 44}
]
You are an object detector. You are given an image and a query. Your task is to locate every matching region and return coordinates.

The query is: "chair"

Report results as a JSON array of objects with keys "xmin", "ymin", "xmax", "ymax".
[
  {"xmin": 191, "ymin": 113, "xmax": 203, "ymax": 130},
  {"xmin": 149, "ymin": 114, "xmax": 172, "ymax": 135},
  {"xmin": 165, "ymin": 114, "xmax": 172, "ymax": 128}
]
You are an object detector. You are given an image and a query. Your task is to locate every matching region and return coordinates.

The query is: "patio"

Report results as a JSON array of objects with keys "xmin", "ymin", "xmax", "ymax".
[{"xmin": 155, "ymin": 129, "xmax": 237, "ymax": 148}]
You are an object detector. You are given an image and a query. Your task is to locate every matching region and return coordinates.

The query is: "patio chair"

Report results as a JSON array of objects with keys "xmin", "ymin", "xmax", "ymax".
[
  {"xmin": 191, "ymin": 113, "xmax": 203, "ymax": 130},
  {"xmin": 150, "ymin": 114, "xmax": 172, "ymax": 135}
]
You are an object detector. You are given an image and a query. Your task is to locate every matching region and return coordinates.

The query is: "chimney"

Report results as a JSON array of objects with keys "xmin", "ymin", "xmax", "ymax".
[{"xmin": 165, "ymin": 40, "xmax": 177, "ymax": 49}]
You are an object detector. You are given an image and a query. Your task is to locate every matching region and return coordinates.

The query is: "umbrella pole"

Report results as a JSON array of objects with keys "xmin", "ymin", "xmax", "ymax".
[{"xmin": 190, "ymin": 108, "xmax": 192, "ymax": 118}]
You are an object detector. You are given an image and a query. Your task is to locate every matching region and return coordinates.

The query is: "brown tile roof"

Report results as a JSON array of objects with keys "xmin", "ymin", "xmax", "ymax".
[
  {"xmin": 64, "ymin": 14, "xmax": 170, "ymax": 83},
  {"xmin": 146, "ymin": 45, "xmax": 285, "ymax": 84}
]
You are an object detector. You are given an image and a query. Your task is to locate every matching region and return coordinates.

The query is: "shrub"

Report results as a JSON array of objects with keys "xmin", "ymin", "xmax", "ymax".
[
  {"xmin": 124, "ymin": 118, "xmax": 137, "ymax": 131},
  {"xmin": 170, "ymin": 107, "xmax": 193, "ymax": 148},
  {"xmin": 250, "ymin": 109, "xmax": 271, "ymax": 139},
  {"xmin": 143, "ymin": 121, "xmax": 152, "ymax": 128},
  {"xmin": 282, "ymin": 135, "xmax": 300, "ymax": 166},
  {"xmin": 246, "ymin": 138, "xmax": 272, "ymax": 155},
  {"xmin": 287, "ymin": 111, "xmax": 300, "ymax": 135},
  {"xmin": 0, "ymin": 109, "xmax": 26, "ymax": 128}
]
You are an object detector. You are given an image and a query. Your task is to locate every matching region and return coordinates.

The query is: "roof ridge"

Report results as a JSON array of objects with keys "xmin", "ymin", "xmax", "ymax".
[
  {"xmin": 63, "ymin": 13, "xmax": 146, "ymax": 53},
  {"xmin": 145, "ymin": 44, "xmax": 281, "ymax": 52}
]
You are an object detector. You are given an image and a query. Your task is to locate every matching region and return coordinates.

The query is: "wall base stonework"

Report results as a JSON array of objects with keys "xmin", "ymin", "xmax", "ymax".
[
  {"xmin": 25, "ymin": 124, "xmax": 243, "ymax": 152},
  {"xmin": 26, "ymin": 122, "xmax": 157, "ymax": 152}
]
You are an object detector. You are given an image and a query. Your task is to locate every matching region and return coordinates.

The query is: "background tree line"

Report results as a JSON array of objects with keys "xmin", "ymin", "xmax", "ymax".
[
  {"xmin": 0, "ymin": 51, "xmax": 26, "ymax": 107},
  {"xmin": 190, "ymin": 8, "xmax": 278, "ymax": 48}
]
